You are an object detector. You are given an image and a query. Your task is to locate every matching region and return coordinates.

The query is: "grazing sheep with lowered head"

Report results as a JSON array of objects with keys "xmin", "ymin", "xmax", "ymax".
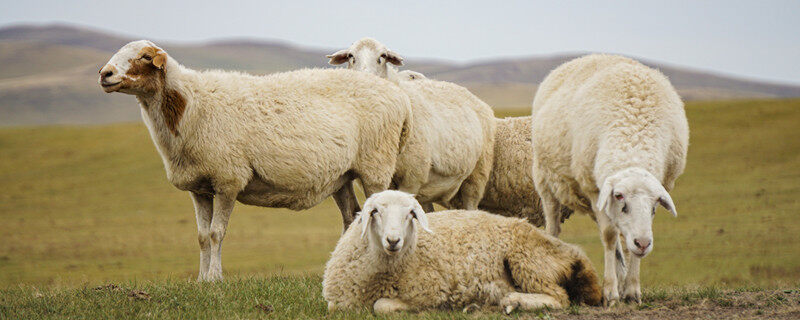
[
  {"xmin": 323, "ymin": 190, "xmax": 602, "ymax": 314},
  {"xmin": 328, "ymin": 38, "xmax": 496, "ymax": 212},
  {"xmin": 98, "ymin": 40, "xmax": 422, "ymax": 281},
  {"xmin": 531, "ymin": 54, "xmax": 688, "ymax": 306}
]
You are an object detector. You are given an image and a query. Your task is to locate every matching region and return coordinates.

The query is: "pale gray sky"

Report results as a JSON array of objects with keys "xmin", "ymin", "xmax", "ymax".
[{"xmin": 2, "ymin": 0, "xmax": 799, "ymax": 84}]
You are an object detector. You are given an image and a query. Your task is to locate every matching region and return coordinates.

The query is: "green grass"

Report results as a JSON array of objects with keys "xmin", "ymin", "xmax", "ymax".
[
  {"xmin": 0, "ymin": 99, "xmax": 799, "ymax": 317},
  {"xmin": 2, "ymin": 278, "xmax": 798, "ymax": 319}
]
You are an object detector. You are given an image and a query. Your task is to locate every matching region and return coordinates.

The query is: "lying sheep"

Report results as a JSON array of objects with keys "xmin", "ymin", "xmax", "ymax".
[
  {"xmin": 328, "ymin": 38, "xmax": 496, "ymax": 211},
  {"xmin": 98, "ymin": 40, "xmax": 423, "ymax": 281},
  {"xmin": 323, "ymin": 190, "xmax": 602, "ymax": 314},
  {"xmin": 531, "ymin": 54, "xmax": 689, "ymax": 305}
]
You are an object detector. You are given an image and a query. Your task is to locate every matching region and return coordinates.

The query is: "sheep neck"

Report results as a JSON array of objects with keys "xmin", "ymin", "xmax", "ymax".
[{"xmin": 135, "ymin": 61, "xmax": 193, "ymax": 165}]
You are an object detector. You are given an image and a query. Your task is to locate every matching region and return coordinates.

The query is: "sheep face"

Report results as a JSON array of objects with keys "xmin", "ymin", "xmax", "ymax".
[
  {"xmin": 99, "ymin": 40, "xmax": 167, "ymax": 95},
  {"xmin": 327, "ymin": 38, "xmax": 403, "ymax": 79},
  {"xmin": 597, "ymin": 168, "xmax": 677, "ymax": 258},
  {"xmin": 357, "ymin": 190, "xmax": 432, "ymax": 256}
]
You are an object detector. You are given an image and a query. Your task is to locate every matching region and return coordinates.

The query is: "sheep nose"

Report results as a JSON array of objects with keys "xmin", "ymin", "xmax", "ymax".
[
  {"xmin": 99, "ymin": 65, "xmax": 116, "ymax": 79},
  {"xmin": 386, "ymin": 237, "xmax": 400, "ymax": 248},
  {"xmin": 634, "ymin": 238, "xmax": 651, "ymax": 251}
]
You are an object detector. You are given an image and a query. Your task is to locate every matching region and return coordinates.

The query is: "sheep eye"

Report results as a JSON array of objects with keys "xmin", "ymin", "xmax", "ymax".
[
  {"xmin": 409, "ymin": 210, "xmax": 416, "ymax": 218},
  {"xmin": 347, "ymin": 53, "xmax": 353, "ymax": 58},
  {"xmin": 370, "ymin": 209, "xmax": 378, "ymax": 216},
  {"xmin": 621, "ymin": 203, "xmax": 628, "ymax": 213},
  {"xmin": 652, "ymin": 207, "xmax": 656, "ymax": 216},
  {"xmin": 141, "ymin": 55, "xmax": 151, "ymax": 61}
]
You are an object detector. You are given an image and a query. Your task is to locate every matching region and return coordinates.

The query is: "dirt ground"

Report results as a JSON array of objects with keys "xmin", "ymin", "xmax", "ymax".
[{"xmin": 511, "ymin": 289, "xmax": 800, "ymax": 320}]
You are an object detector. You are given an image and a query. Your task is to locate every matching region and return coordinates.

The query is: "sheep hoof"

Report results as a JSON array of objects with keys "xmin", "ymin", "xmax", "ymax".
[
  {"xmin": 504, "ymin": 305, "xmax": 515, "ymax": 315},
  {"xmin": 623, "ymin": 291, "xmax": 642, "ymax": 305},
  {"xmin": 462, "ymin": 303, "xmax": 480, "ymax": 313},
  {"xmin": 602, "ymin": 296, "xmax": 618, "ymax": 308}
]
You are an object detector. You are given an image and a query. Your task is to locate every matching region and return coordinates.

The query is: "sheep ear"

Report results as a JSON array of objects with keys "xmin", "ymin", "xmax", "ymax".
[
  {"xmin": 412, "ymin": 203, "xmax": 433, "ymax": 234},
  {"xmin": 657, "ymin": 189, "xmax": 678, "ymax": 217},
  {"xmin": 358, "ymin": 209, "xmax": 372, "ymax": 240},
  {"xmin": 385, "ymin": 50, "xmax": 403, "ymax": 66},
  {"xmin": 596, "ymin": 178, "xmax": 614, "ymax": 213},
  {"xmin": 327, "ymin": 50, "xmax": 350, "ymax": 65},
  {"xmin": 152, "ymin": 51, "xmax": 167, "ymax": 69}
]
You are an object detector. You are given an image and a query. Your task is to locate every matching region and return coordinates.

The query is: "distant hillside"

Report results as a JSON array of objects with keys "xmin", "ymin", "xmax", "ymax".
[{"xmin": 1, "ymin": 23, "xmax": 799, "ymax": 126}]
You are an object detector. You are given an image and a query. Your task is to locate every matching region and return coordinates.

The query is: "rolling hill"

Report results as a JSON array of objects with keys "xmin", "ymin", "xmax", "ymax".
[{"xmin": 1, "ymin": 23, "xmax": 799, "ymax": 126}]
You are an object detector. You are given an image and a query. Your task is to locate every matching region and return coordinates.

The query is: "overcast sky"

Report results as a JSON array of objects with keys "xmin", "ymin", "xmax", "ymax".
[{"xmin": 2, "ymin": 0, "xmax": 799, "ymax": 84}]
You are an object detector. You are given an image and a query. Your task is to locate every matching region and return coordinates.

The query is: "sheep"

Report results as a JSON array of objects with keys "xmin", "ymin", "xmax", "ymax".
[
  {"xmin": 397, "ymin": 70, "xmax": 426, "ymax": 81},
  {"xmin": 457, "ymin": 116, "xmax": 573, "ymax": 225},
  {"xmin": 97, "ymin": 40, "xmax": 424, "ymax": 281},
  {"xmin": 327, "ymin": 38, "xmax": 410, "ymax": 83},
  {"xmin": 323, "ymin": 190, "xmax": 602, "ymax": 314},
  {"xmin": 328, "ymin": 38, "xmax": 496, "ymax": 212},
  {"xmin": 530, "ymin": 54, "xmax": 689, "ymax": 306}
]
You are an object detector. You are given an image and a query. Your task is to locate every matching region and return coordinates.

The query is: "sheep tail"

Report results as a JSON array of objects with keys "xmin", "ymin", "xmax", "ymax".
[{"xmin": 563, "ymin": 257, "xmax": 603, "ymax": 306}]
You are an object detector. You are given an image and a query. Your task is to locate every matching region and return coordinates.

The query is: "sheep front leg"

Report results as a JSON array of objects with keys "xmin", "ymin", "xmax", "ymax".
[
  {"xmin": 332, "ymin": 180, "xmax": 360, "ymax": 232},
  {"xmin": 622, "ymin": 253, "xmax": 642, "ymax": 304},
  {"xmin": 206, "ymin": 192, "xmax": 236, "ymax": 281},
  {"xmin": 190, "ymin": 192, "xmax": 213, "ymax": 281},
  {"xmin": 597, "ymin": 214, "xmax": 621, "ymax": 307},
  {"xmin": 501, "ymin": 292, "xmax": 562, "ymax": 314},
  {"xmin": 373, "ymin": 298, "xmax": 411, "ymax": 314}
]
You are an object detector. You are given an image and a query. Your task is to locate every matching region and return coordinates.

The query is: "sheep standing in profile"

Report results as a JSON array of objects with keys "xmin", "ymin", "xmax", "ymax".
[
  {"xmin": 98, "ymin": 40, "xmax": 423, "ymax": 281},
  {"xmin": 328, "ymin": 38, "xmax": 495, "ymax": 212},
  {"xmin": 531, "ymin": 54, "xmax": 689, "ymax": 305},
  {"xmin": 323, "ymin": 190, "xmax": 602, "ymax": 314}
]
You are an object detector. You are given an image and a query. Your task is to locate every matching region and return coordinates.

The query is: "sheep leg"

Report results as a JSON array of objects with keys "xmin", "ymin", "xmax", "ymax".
[
  {"xmin": 332, "ymin": 180, "xmax": 360, "ymax": 232},
  {"xmin": 421, "ymin": 202, "xmax": 435, "ymax": 213},
  {"xmin": 615, "ymin": 239, "xmax": 628, "ymax": 294},
  {"xmin": 206, "ymin": 192, "xmax": 236, "ymax": 281},
  {"xmin": 190, "ymin": 192, "xmax": 213, "ymax": 281},
  {"xmin": 540, "ymin": 191, "xmax": 562, "ymax": 237},
  {"xmin": 501, "ymin": 292, "xmax": 562, "ymax": 314},
  {"xmin": 373, "ymin": 298, "xmax": 411, "ymax": 314},
  {"xmin": 456, "ymin": 149, "xmax": 492, "ymax": 210},
  {"xmin": 597, "ymin": 214, "xmax": 621, "ymax": 307},
  {"xmin": 621, "ymin": 252, "xmax": 642, "ymax": 304}
]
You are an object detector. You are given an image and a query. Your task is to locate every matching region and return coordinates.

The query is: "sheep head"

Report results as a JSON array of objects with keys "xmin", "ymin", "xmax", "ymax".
[
  {"xmin": 99, "ymin": 40, "xmax": 168, "ymax": 95},
  {"xmin": 327, "ymin": 37, "xmax": 403, "ymax": 79},
  {"xmin": 597, "ymin": 167, "xmax": 677, "ymax": 258},
  {"xmin": 356, "ymin": 190, "xmax": 432, "ymax": 257}
]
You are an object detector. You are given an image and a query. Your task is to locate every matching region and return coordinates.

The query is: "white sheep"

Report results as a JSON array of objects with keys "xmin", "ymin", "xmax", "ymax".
[
  {"xmin": 323, "ymin": 190, "xmax": 602, "ymax": 314},
  {"xmin": 530, "ymin": 54, "xmax": 689, "ymax": 306},
  {"xmin": 98, "ymin": 40, "xmax": 424, "ymax": 281},
  {"xmin": 327, "ymin": 38, "xmax": 410, "ymax": 83},
  {"xmin": 328, "ymin": 38, "xmax": 496, "ymax": 211},
  {"xmin": 464, "ymin": 116, "xmax": 573, "ymax": 225},
  {"xmin": 397, "ymin": 70, "xmax": 426, "ymax": 81}
]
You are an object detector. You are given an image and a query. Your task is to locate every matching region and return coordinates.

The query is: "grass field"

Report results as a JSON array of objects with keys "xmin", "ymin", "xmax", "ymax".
[{"xmin": 1, "ymin": 99, "xmax": 799, "ymax": 318}]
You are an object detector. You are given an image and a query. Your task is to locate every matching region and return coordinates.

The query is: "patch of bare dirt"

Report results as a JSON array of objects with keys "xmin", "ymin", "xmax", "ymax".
[{"xmin": 512, "ymin": 289, "xmax": 800, "ymax": 320}]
